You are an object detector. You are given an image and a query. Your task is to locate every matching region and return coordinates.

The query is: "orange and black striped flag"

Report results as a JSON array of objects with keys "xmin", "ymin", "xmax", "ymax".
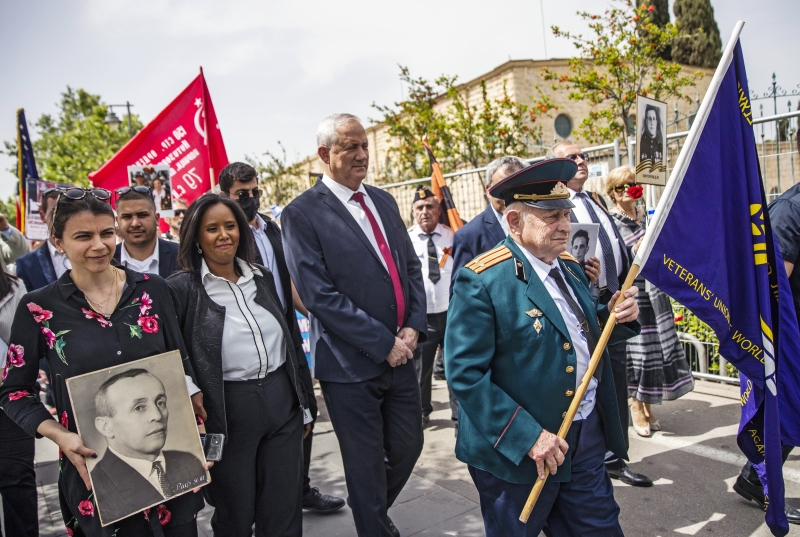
[{"xmin": 422, "ymin": 136, "xmax": 463, "ymax": 231}]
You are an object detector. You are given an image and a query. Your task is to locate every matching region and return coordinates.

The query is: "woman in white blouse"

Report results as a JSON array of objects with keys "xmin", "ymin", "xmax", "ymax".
[{"xmin": 167, "ymin": 195, "xmax": 313, "ymax": 537}]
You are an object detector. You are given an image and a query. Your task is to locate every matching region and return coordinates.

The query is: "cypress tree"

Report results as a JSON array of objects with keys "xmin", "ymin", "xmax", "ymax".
[
  {"xmin": 672, "ymin": 0, "xmax": 723, "ymax": 68},
  {"xmin": 643, "ymin": 0, "xmax": 672, "ymax": 60}
]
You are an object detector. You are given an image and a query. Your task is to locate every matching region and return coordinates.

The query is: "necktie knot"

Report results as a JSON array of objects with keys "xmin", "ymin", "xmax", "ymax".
[{"xmin": 350, "ymin": 192, "xmax": 365, "ymax": 203}]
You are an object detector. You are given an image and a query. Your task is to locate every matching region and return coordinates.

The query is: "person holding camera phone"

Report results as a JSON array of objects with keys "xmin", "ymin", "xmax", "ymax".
[{"xmin": 167, "ymin": 194, "xmax": 313, "ymax": 537}]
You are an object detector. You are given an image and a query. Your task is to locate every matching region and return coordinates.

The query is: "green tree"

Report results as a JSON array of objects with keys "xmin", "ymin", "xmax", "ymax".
[
  {"xmin": 245, "ymin": 142, "xmax": 307, "ymax": 208},
  {"xmin": 0, "ymin": 196, "xmax": 16, "ymax": 224},
  {"xmin": 3, "ymin": 87, "xmax": 142, "ymax": 186},
  {"xmin": 642, "ymin": 0, "xmax": 672, "ymax": 60},
  {"xmin": 542, "ymin": 0, "xmax": 703, "ymax": 143},
  {"xmin": 371, "ymin": 66, "xmax": 554, "ymax": 182},
  {"xmin": 672, "ymin": 0, "xmax": 723, "ymax": 68}
]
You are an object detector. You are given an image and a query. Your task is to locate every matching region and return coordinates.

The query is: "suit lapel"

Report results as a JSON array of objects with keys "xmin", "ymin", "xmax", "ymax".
[
  {"xmin": 482, "ymin": 206, "xmax": 506, "ymax": 246},
  {"xmin": 38, "ymin": 245, "xmax": 57, "ymax": 283},
  {"xmin": 504, "ymin": 240, "xmax": 571, "ymax": 342},
  {"xmin": 157, "ymin": 240, "xmax": 173, "ymax": 278},
  {"xmin": 318, "ymin": 182, "xmax": 386, "ymax": 268}
]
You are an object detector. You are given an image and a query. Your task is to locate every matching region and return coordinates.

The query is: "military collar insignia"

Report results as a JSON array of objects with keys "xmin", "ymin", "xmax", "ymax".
[{"xmin": 514, "ymin": 258, "xmax": 526, "ymax": 282}]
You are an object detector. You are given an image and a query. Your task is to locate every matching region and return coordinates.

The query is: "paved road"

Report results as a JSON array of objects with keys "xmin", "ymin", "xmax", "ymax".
[{"xmin": 34, "ymin": 379, "xmax": 800, "ymax": 536}]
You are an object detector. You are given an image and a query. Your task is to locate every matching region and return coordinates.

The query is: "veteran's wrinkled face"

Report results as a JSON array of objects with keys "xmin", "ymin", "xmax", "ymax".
[
  {"xmin": 507, "ymin": 205, "xmax": 572, "ymax": 264},
  {"xmin": 319, "ymin": 120, "xmax": 369, "ymax": 189},
  {"xmin": 413, "ymin": 198, "xmax": 441, "ymax": 234}
]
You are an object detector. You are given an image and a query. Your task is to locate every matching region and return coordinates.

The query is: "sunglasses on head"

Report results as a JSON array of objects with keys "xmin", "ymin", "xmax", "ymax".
[
  {"xmin": 564, "ymin": 152, "xmax": 589, "ymax": 162},
  {"xmin": 115, "ymin": 185, "xmax": 152, "ymax": 196},
  {"xmin": 613, "ymin": 184, "xmax": 633, "ymax": 193},
  {"xmin": 52, "ymin": 187, "xmax": 112, "ymax": 222}
]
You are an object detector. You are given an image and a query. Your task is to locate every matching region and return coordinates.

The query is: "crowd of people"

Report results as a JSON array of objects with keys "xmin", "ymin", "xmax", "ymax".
[{"xmin": 0, "ymin": 112, "xmax": 796, "ymax": 537}]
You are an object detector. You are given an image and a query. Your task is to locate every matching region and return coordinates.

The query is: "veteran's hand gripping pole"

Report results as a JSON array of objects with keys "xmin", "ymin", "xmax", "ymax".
[{"xmin": 519, "ymin": 264, "xmax": 641, "ymax": 523}]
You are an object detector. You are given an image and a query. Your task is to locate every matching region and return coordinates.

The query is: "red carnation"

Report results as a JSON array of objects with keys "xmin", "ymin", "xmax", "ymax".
[
  {"xmin": 77, "ymin": 499, "xmax": 94, "ymax": 517},
  {"xmin": 7, "ymin": 344, "xmax": 25, "ymax": 367},
  {"xmin": 627, "ymin": 184, "xmax": 644, "ymax": 199},
  {"xmin": 138, "ymin": 314, "xmax": 159, "ymax": 334},
  {"xmin": 27, "ymin": 302, "xmax": 53, "ymax": 323},
  {"xmin": 8, "ymin": 390, "xmax": 29, "ymax": 401},
  {"xmin": 158, "ymin": 504, "xmax": 171, "ymax": 525},
  {"xmin": 41, "ymin": 327, "xmax": 56, "ymax": 349}
]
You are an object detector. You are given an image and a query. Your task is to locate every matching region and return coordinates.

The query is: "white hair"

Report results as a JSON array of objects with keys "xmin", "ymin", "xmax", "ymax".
[
  {"xmin": 485, "ymin": 156, "xmax": 526, "ymax": 187},
  {"xmin": 316, "ymin": 113, "xmax": 362, "ymax": 148}
]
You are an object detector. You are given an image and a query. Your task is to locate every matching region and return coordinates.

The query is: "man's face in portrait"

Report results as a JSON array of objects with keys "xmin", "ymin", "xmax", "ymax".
[
  {"xmin": 571, "ymin": 235, "xmax": 589, "ymax": 263},
  {"xmin": 95, "ymin": 374, "xmax": 169, "ymax": 460}
]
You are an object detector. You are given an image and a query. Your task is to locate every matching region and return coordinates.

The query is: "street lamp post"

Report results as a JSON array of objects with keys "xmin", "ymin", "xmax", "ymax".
[{"xmin": 104, "ymin": 101, "xmax": 135, "ymax": 137}]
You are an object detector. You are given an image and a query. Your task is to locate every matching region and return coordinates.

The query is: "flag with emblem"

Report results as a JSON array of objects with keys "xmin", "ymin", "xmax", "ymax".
[
  {"xmin": 15, "ymin": 109, "xmax": 40, "ymax": 232},
  {"xmin": 633, "ymin": 22, "xmax": 800, "ymax": 536},
  {"xmin": 422, "ymin": 135, "xmax": 463, "ymax": 231}
]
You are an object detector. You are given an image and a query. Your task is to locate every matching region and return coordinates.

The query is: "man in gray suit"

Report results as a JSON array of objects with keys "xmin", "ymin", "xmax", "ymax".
[{"xmin": 282, "ymin": 114, "xmax": 427, "ymax": 537}]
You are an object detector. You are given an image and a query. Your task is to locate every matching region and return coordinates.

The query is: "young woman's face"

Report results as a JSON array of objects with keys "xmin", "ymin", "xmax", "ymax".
[
  {"xmin": 53, "ymin": 211, "xmax": 116, "ymax": 274},
  {"xmin": 646, "ymin": 110, "xmax": 658, "ymax": 138},
  {"xmin": 197, "ymin": 203, "xmax": 240, "ymax": 269}
]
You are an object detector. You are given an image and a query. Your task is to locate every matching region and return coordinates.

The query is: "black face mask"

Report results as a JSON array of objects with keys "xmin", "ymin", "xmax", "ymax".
[{"xmin": 237, "ymin": 196, "xmax": 260, "ymax": 221}]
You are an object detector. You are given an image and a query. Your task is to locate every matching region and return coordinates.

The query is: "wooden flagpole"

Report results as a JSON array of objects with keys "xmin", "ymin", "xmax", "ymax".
[{"xmin": 519, "ymin": 264, "xmax": 641, "ymax": 522}]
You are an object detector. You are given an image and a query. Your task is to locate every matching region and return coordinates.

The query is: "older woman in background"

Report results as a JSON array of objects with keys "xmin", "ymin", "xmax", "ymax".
[{"xmin": 605, "ymin": 166, "xmax": 694, "ymax": 436}]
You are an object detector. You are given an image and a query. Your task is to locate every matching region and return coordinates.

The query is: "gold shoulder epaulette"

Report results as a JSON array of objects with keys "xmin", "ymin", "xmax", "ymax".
[
  {"xmin": 466, "ymin": 245, "xmax": 512, "ymax": 274},
  {"xmin": 559, "ymin": 251, "xmax": 580, "ymax": 264}
]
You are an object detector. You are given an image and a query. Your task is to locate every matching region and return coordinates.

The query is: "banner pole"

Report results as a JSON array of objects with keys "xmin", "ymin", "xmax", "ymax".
[{"xmin": 519, "ymin": 264, "xmax": 641, "ymax": 522}]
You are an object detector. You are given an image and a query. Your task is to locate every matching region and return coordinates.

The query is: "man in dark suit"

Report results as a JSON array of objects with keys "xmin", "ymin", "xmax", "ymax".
[
  {"xmin": 548, "ymin": 141, "xmax": 652, "ymax": 487},
  {"xmin": 282, "ymin": 113, "xmax": 427, "ymax": 537},
  {"xmin": 216, "ymin": 161, "xmax": 342, "ymax": 513},
  {"xmin": 112, "ymin": 187, "xmax": 179, "ymax": 278},
  {"xmin": 16, "ymin": 188, "xmax": 64, "ymax": 291},
  {"xmin": 91, "ymin": 368, "xmax": 206, "ymax": 524}
]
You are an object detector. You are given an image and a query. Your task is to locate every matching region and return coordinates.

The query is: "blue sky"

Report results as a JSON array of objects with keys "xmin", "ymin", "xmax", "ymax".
[{"xmin": 1, "ymin": 0, "xmax": 797, "ymax": 200}]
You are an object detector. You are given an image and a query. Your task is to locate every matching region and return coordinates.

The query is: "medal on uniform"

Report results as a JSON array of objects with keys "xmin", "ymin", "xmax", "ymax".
[
  {"xmin": 533, "ymin": 319, "xmax": 543, "ymax": 334},
  {"xmin": 525, "ymin": 308, "xmax": 543, "ymax": 318}
]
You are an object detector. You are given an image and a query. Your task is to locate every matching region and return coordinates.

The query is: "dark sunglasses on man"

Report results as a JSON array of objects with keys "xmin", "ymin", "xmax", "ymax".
[
  {"xmin": 564, "ymin": 152, "xmax": 590, "ymax": 162},
  {"xmin": 173, "ymin": 209, "xmax": 187, "ymax": 217},
  {"xmin": 234, "ymin": 187, "xmax": 262, "ymax": 201}
]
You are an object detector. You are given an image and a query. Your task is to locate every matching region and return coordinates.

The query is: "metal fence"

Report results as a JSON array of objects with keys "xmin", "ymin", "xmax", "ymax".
[{"xmin": 380, "ymin": 110, "xmax": 800, "ymax": 385}]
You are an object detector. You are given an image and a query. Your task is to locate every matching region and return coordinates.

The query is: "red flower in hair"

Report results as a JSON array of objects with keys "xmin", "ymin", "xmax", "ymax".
[{"xmin": 627, "ymin": 184, "xmax": 644, "ymax": 199}]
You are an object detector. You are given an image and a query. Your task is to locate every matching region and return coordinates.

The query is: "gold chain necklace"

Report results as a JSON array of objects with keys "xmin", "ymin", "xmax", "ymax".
[{"xmin": 85, "ymin": 267, "xmax": 120, "ymax": 318}]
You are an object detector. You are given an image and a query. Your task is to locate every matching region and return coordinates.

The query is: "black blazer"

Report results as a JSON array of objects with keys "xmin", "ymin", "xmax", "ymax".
[
  {"xmin": 91, "ymin": 449, "xmax": 206, "ymax": 524},
  {"xmin": 113, "ymin": 239, "xmax": 180, "ymax": 279},
  {"xmin": 15, "ymin": 244, "xmax": 57, "ymax": 292},
  {"xmin": 281, "ymin": 180, "xmax": 427, "ymax": 383},
  {"xmin": 450, "ymin": 204, "xmax": 507, "ymax": 291},
  {"xmin": 167, "ymin": 264, "xmax": 313, "ymax": 439}
]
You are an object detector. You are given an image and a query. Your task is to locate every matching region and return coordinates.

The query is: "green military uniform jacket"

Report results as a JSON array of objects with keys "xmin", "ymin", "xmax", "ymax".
[{"xmin": 445, "ymin": 237, "xmax": 640, "ymax": 484}]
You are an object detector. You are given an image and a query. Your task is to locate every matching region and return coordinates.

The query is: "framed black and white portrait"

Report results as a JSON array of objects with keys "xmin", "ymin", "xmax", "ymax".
[
  {"xmin": 568, "ymin": 223, "xmax": 599, "ymax": 267},
  {"xmin": 635, "ymin": 95, "xmax": 667, "ymax": 186}
]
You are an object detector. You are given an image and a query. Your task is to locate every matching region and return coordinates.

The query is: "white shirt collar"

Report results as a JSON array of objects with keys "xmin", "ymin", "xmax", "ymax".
[
  {"xmin": 201, "ymin": 257, "xmax": 261, "ymax": 285},
  {"xmin": 516, "ymin": 241, "xmax": 561, "ymax": 283},
  {"xmin": 250, "ymin": 214, "xmax": 267, "ymax": 233},
  {"xmin": 568, "ymin": 187, "xmax": 583, "ymax": 199},
  {"xmin": 47, "ymin": 239, "xmax": 60, "ymax": 260},
  {"xmin": 321, "ymin": 174, "xmax": 367, "ymax": 204},
  {"xmin": 413, "ymin": 223, "xmax": 442, "ymax": 238},
  {"xmin": 120, "ymin": 240, "xmax": 160, "ymax": 271},
  {"xmin": 108, "ymin": 446, "xmax": 166, "ymax": 484}
]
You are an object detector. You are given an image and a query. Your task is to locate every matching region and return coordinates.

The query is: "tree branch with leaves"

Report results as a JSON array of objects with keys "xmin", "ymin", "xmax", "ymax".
[{"xmin": 245, "ymin": 142, "xmax": 307, "ymax": 208}]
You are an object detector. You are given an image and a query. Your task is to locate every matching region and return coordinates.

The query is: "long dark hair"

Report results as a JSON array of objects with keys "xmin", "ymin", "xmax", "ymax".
[{"xmin": 178, "ymin": 194, "xmax": 255, "ymax": 276}]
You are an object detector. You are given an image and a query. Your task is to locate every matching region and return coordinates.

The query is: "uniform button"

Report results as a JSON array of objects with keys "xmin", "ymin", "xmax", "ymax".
[
  {"xmin": 563, "ymin": 343, "xmax": 571, "ymax": 351},
  {"xmin": 566, "ymin": 366, "xmax": 574, "ymax": 373},
  {"xmin": 562, "ymin": 412, "xmax": 567, "ymax": 418},
  {"xmin": 384, "ymin": 276, "xmax": 390, "ymax": 282},
  {"xmin": 116, "ymin": 351, "xmax": 121, "ymax": 355},
  {"xmin": 566, "ymin": 390, "xmax": 574, "ymax": 397},
  {"xmin": 390, "ymin": 305, "xmax": 396, "ymax": 311}
]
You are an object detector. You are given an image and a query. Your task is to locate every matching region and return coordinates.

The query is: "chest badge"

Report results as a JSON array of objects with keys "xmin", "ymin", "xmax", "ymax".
[
  {"xmin": 525, "ymin": 308, "xmax": 543, "ymax": 318},
  {"xmin": 533, "ymin": 319, "xmax": 543, "ymax": 334}
]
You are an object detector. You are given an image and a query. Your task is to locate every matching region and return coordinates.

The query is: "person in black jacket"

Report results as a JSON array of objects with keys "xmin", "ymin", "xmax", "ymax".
[{"xmin": 167, "ymin": 194, "xmax": 313, "ymax": 537}]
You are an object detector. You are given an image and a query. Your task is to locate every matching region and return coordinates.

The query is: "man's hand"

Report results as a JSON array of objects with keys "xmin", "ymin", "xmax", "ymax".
[
  {"xmin": 583, "ymin": 257, "xmax": 600, "ymax": 283},
  {"xmin": 191, "ymin": 392, "xmax": 208, "ymax": 423},
  {"xmin": 0, "ymin": 214, "xmax": 9, "ymax": 232},
  {"xmin": 527, "ymin": 430, "xmax": 569, "ymax": 480},
  {"xmin": 608, "ymin": 286, "xmax": 640, "ymax": 324},
  {"xmin": 397, "ymin": 327, "xmax": 419, "ymax": 353},
  {"xmin": 386, "ymin": 336, "xmax": 413, "ymax": 367},
  {"xmin": 304, "ymin": 423, "xmax": 313, "ymax": 439}
]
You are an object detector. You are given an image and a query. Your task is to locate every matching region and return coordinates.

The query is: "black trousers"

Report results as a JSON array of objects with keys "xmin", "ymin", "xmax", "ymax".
[
  {"xmin": 0, "ymin": 409, "xmax": 38, "ymax": 537},
  {"xmin": 413, "ymin": 311, "xmax": 447, "ymax": 417},
  {"xmin": 320, "ymin": 363, "xmax": 424, "ymax": 537},
  {"xmin": 302, "ymin": 430, "xmax": 313, "ymax": 496},
  {"xmin": 598, "ymin": 288, "xmax": 631, "ymax": 466},
  {"xmin": 741, "ymin": 444, "xmax": 794, "ymax": 484},
  {"xmin": 206, "ymin": 366, "xmax": 303, "ymax": 537}
]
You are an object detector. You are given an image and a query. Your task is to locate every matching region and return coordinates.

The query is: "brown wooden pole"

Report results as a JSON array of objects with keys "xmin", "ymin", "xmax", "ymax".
[{"xmin": 519, "ymin": 263, "xmax": 641, "ymax": 523}]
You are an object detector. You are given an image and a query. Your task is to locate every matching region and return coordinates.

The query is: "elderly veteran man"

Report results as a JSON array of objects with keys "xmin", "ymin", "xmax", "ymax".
[{"xmin": 445, "ymin": 158, "xmax": 641, "ymax": 537}]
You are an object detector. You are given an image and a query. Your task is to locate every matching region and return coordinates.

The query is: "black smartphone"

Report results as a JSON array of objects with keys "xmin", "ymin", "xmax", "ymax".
[{"xmin": 199, "ymin": 433, "xmax": 225, "ymax": 462}]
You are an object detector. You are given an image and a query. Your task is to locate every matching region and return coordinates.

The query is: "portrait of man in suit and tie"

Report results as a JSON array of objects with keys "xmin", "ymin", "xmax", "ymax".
[{"xmin": 85, "ymin": 367, "xmax": 207, "ymax": 525}]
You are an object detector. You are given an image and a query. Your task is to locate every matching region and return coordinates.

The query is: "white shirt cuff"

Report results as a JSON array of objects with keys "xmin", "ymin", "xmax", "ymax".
[{"xmin": 185, "ymin": 375, "xmax": 201, "ymax": 396}]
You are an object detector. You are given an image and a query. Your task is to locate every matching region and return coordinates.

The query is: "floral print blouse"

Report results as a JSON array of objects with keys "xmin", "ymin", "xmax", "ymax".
[{"xmin": 0, "ymin": 268, "xmax": 203, "ymax": 537}]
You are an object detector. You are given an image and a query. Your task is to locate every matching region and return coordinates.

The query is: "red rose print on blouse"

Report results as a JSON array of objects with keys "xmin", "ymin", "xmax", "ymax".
[
  {"xmin": 81, "ymin": 308, "xmax": 111, "ymax": 328},
  {"xmin": 138, "ymin": 315, "xmax": 159, "ymax": 334},
  {"xmin": 77, "ymin": 499, "xmax": 94, "ymax": 517},
  {"xmin": 8, "ymin": 390, "xmax": 30, "ymax": 401},
  {"xmin": 7, "ymin": 344, "xmax": 24, "ymax": 367},
  {"xmin": 41, "ymin": 326, "xmax": 57, "ymax": 349},
  {"xmin": 143, "ymin": 274, "xmax": 150, "ymax": 280},
  {"xmin": 139, "ymin": 292, "xmax": 153, "ymax": 316},
  {"xmin": 1, "ymin": 361, "xmax": 8, "ymax": 381},
  {"xmin": 158, "ymin": 504, "xmax": 171, "ymax": 525},
  {"xmin": 66, "ymin": 527, "xmax": 74, "ymax": 536},
  {"xmin": 27, "ymin": 302, "xmax": 53, "ymax": 323}
]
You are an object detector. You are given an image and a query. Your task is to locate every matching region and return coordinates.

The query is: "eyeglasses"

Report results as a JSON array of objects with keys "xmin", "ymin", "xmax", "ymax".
[
  {"xmin": 52, "ymin": 187, "xmax": 112, "ymax": 223},
  {"xmin": 173, "ymin": 209, "xmax": 187, "ymax": 217},
  {"xmin": 234, "ymin": 187, "xmax": 261, "ymax": 201},
  {"xmin": 613, "ymin": 184, "xmax": 633, "ymax": 193},
  {"xmin": 115, "ymin": 185, "xmax": 152, "ymax": 196},
  {"xmin": 564, "ymin": 153, "xmax": 589, "ymax": 162}
]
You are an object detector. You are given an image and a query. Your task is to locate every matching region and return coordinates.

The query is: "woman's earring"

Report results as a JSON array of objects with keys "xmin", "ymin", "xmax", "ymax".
[{"xmin": 196, "ymin": 244, "xmax": 203, "ymax": 254}]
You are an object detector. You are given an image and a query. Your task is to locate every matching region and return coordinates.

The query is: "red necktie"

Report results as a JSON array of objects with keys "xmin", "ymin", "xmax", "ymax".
[{"xmin": 351, "ymin": 192, "xmax": 405, "ymax": 328}]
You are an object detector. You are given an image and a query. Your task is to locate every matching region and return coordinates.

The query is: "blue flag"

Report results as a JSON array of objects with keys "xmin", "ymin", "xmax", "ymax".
[
  {"xmin": 635, "ymin": 25, "xmax": 800, "ymax": 536},
  {"xmin": 16, "ymin": 109, "xmax": 39, "ymax": 232}
]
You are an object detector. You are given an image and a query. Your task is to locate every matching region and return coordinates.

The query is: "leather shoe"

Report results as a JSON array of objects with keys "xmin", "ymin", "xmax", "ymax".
[
  {"xmin": 606, "ymin": 463, "xmax": 653, "ymax": 487},
  {"xmin": 388, "ymin": 516, "xmax": 401, "ymax": 537},
  {"xmin": 734, "ymin": 474, "xmax": 800, "ymax": 524},
  {"xmin": 302, "ymin": 487, "xmax": 345, "ymax": 512}
]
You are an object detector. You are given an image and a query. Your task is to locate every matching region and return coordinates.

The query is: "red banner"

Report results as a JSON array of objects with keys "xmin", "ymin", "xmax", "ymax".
[{"xmin": 89, "ymin": 69, "xmax": 228, "ymax": 204}]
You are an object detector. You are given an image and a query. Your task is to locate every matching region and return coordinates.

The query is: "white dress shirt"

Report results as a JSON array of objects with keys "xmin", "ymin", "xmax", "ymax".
[
  {"xmin": 322, "ymin": 174, "xmax": 389, "ymax": 271},
  {"xmin": 120, "ymin": 241, "xmax": 160, "ymax": 274},
  {"xmin": 520, "ymin": 247, "xmax": 597, "ymax": 421},
  {"xmin": 47, "ymin": 240, "xmax": 71, "ymax": 278},
  {"xmin": 202, "ymin": 258, "xmax": 286, "ymax": 381},
  {"xmin": 107, "ymin": 447, "xmax": 167, "ymax": 498},
  {"xmin": 567, "ymin": 188, "xmax": 623, "ymax": 290},
  {"xmin": 408, "ymin": 223, "xmax": 453, "ymax": 314},
  {"xmin": 493, "ymin": 206, "xmax": 510, "ymax": 236},
  {"xmin": 250, "ymin": 215, "xmax": 285, "ymax": 309}
]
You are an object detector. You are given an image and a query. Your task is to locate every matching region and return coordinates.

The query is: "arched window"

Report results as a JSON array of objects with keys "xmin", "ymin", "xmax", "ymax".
[{"xmin": 554, "ymin": 114, "xmax": 572, "ymax": 138}]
